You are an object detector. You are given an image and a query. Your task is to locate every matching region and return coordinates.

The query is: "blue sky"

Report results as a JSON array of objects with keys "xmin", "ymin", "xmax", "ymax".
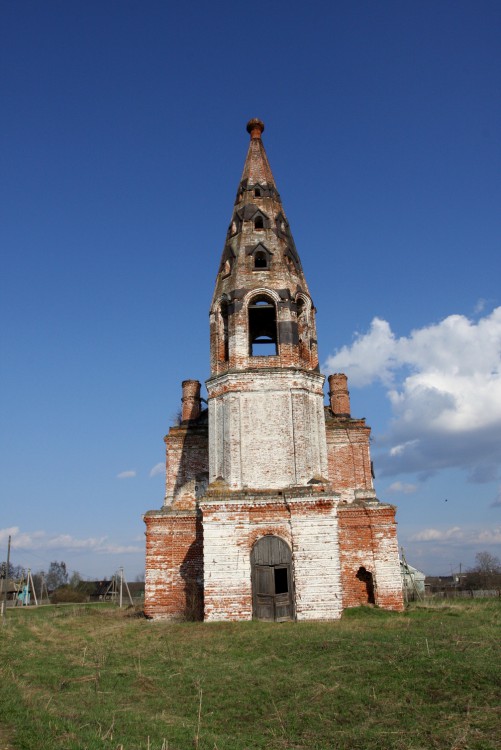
[{"xmin": 1, "ymin": 1, "xmax": 500, "ymax": 579}]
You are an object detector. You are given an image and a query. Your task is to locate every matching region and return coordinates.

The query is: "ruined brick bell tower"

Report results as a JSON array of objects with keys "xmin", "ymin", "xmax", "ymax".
[
  {"xmin": 208, "ymin": 117, "xmax": 326, "ymax": 492},
  {"xmin": 143, "ymin": 119, "xmax": 404, "ymax": 621}
]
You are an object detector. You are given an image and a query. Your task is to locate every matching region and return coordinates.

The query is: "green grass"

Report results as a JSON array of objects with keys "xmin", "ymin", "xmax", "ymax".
[{"xmin": 0, "ymin": 600, "xmax": 500, "ymax": 749}]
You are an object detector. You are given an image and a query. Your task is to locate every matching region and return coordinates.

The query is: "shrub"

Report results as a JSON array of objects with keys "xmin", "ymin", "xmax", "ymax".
[{"xmin": 50, "ymin": 585, "xmax": 88, "ymax": 603}]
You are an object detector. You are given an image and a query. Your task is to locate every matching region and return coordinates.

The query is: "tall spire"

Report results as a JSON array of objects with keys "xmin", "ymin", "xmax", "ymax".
[
  {"xmin": 209, "ymin": 119, "xmax": 319, "ymax": 377},
  {"xmin": 214, "ymin": 118, "xmax": 311, "ymax": 295}
]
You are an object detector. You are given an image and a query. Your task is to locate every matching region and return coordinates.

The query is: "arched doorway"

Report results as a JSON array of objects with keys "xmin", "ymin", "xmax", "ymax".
[{"xmin": 251, "ymin": 536, "xmax": 294, "ymax": 621}]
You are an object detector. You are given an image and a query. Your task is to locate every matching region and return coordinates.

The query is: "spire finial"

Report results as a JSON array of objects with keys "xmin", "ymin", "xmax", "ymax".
[{"xmin": 246, "ymin": 118, "xmax": 265, "ymax": 139}]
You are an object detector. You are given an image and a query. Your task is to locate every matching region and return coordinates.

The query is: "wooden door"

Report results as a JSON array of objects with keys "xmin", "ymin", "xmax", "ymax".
[
  {"xmin": 254, "ymin": 565, "xmax": 275, "ymax": 621},
  {"xmin": 251, "ymin": 536, "xmax": 294, "ymax": 621}
]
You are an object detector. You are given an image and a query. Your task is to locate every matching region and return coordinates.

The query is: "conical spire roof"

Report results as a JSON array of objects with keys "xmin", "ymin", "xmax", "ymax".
[
  {"xmin": 212, "ymin": 119, "xmax": 311, "ymax": 304},
  {"xmin": 239, "ymin": 119, "xmax": 276, "ymax": 188}
]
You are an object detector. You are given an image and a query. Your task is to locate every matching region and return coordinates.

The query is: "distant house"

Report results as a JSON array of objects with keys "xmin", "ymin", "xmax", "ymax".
[
  {"xmin": 0, "ymin": 579, "xmax": 17, "ymax": 601},
  {"xmin": 76, "ymin": 580, "xmax": 145, "ymax": 603},
  {"xmin": 425, "ymin": 575, "xmax": 455, "ymax": 594},
  {"xmin": 425, "ymin": 573, "xmax": 500, "ymax": 598},
  {"xmin": 72, "ymin": 580, "xmax": 112, "ymax": 601}
]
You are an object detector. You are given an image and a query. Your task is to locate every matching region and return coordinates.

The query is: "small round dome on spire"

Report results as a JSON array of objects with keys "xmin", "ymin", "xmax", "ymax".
[{"xmin": 246, "ymin": 118, "xmax": 265, "ymax": 139}]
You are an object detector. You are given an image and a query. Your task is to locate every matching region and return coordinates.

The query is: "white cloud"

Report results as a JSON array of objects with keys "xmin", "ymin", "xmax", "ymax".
[
  {"xmin": 409, "ymin": 525, "xmax": 501, "ymax": 546},
  {"xmin": 46, "ymin": 534, "xmax": 108, "ymax": 550},
  {"xmin": 95, "ymin": 542, "xmax": 142, "ymax": 554},
  {"xmin": 324, "ymin": 317, "xmax": 398, "ymax": 387},
  {"xmin": 149, "ymin": 462, "xmax": 164, "ymax": 478},
  {"xmin": 324, "ymin": 307, "xmax": 501, "ymax": 480},
  {"xmin": 0, "ymin": 527, "xmax": 142, "ymax": 555},
  {"xmin": 474, "ymin": 298, "xmax": 486, "ymax": 314},
  {"xmin": 116, "ymin": 470, "xmax": 137, "ymax": 479},
  {"xmin": 410, "ymin": 526, "xmax": 463, "ymax": 542},
  {"xmin": 0, "ymin": 527, "xmax": 46, "ymax": 548},
  {"xmin": 386, "ymin": 481, "xmax": 417, "ymax": 494},
  {"xmin": 389, "ymin": 440, "xmax": 419, "ymax": 457}
]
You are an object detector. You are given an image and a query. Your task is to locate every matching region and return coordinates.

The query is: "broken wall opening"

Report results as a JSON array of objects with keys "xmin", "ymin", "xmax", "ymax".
[{"xmin": 356, "ymin": 566, "xmax": 375, "ymax": 604}]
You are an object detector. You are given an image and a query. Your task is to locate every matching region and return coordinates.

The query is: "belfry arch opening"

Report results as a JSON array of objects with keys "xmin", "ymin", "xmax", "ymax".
[
  {"xmin": 251, "ymin": 536, "xmax": 294, "ymax": 621},
  {"xmin": 248, "ymin": 294, "xmax": 278, "ymax": 356}
]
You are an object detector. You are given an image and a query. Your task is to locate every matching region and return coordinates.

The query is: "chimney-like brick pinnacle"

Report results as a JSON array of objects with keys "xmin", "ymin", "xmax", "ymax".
[
  {"xmin": 328, "ymin": 373, "xmax": 351, "ymax": 417},
  {"xmin": 181, "ymin": 380, "xmax": 201, "ymax": 422},
  {"xmin": 246, "ymin": 118, "xmax": 265, "ymax": 139}
]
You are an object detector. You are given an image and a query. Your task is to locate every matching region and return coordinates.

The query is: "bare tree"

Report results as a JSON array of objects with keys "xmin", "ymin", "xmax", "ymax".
[
  {"xmin": 464, "ymin": 551, "xmax": 501, "ymax": 591},
  {"xmin": 69, "ymin": 570, "xmax": 82, "ymax": 588},
  {"xmin": 46, "ymin": 561, "xmax": 69, "ymax": 591},
  {"xmin": 0, "ymin": 562, "xmax": 23, "ymax": 580},
  {"xmin": 474, "ymin": 551, "xmax": 501, "ymax": 573}
]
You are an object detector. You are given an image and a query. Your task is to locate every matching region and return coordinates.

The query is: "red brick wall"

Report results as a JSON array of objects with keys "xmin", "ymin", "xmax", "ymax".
[
  {"xmin": 337, "ymin": 503, "xmax": 404, "ymax": 611},
  {"xmin": 164, "ymin": 421, "xmax": 208, "ymax": 507},
  {"xmin": 144, "ymin": 511, "xmax": 203, "ymax": 620},
  {"xmin": 325, "ymin": 417, "xmax": 374, "ymax": 493}
]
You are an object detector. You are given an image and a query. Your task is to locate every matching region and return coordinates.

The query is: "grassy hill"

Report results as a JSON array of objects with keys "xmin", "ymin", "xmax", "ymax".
[{"xmin": 0, "ymin": 600, "xmax": 499, "ymax": 749}]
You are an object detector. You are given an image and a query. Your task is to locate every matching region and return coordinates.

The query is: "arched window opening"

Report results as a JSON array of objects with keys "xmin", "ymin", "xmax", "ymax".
[
  {"xmin": 248, "ymin": 295, "xmax": 278, "ymax": 356},
  {"xmin": 254, "ymin": 187, "xmax": 261, "ymax": 197},
  {"xmin": 220, "ymin": 302, "xmax": 229, "ymax": 362},
  {"xmin": 254, "ymin": 251, "xmax": 268, "ymax": 269},
  {"xmin": 296, "ymin": 297, "xmax": 310, "ymax": 356},
  {"xmin": 254, "ymin": 215, "xmax": 264, "ymax": 230}
]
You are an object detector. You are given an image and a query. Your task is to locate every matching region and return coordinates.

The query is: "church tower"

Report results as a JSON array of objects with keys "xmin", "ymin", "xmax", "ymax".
[
  {"xmin": 208, "ymin": 118, "xmax": 327, "ymax": 491},
  {"xmin": 143, "ymin": 120, "xmax": 404, "ymax": 621}
]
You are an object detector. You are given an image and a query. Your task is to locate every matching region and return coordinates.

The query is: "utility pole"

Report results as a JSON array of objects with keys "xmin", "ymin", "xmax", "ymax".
[
  {"xmin": 27, "ymin": 569, "xmax": 38, "ymax": 606},
  {"xmin": 118, "ymin": 567, "xmax": 134, "ymax": 608},
  {"xmin": 40, "ymin": 573, "xmax": 49, "ymax": 603},
  {"xmin": 1, "ymin": 535, "xmax": 11, "ymax": 622}
]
